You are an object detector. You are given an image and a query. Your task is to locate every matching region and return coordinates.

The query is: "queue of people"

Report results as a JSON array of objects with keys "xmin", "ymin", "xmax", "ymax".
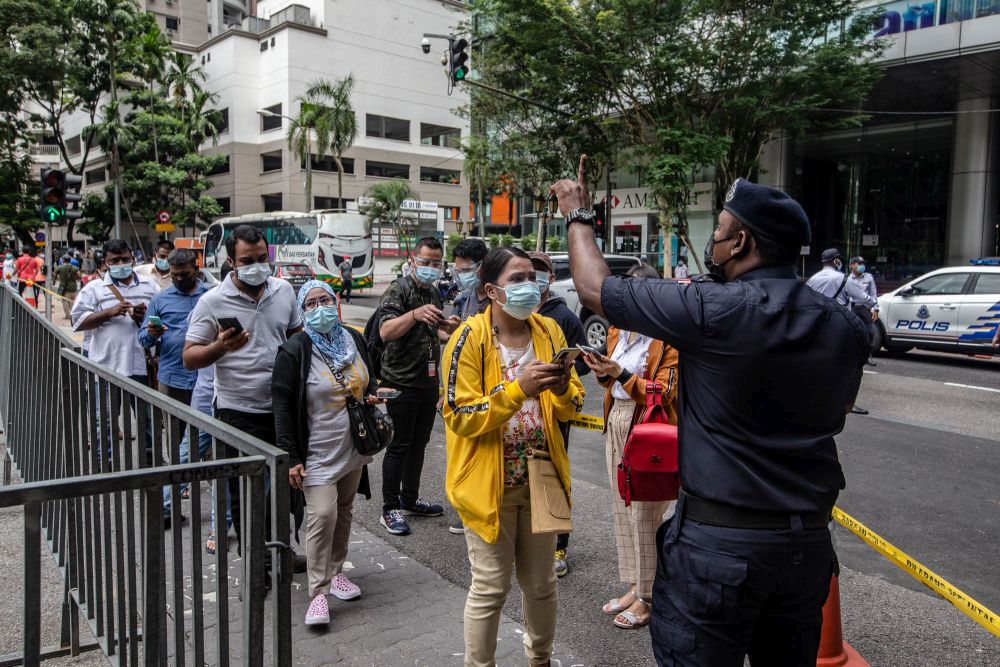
[{"xmin": 39, "ymin": 171, "xmax": 886, "ymax": 667}]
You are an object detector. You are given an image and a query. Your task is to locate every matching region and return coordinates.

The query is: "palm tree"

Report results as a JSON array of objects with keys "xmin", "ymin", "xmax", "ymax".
[
  {"xmin": 306, "ymin": 76, "xmax": 357, "ymax": 208},
  {"xmin": 287, "ymin": 75, "xmax": 357, "ymax": 211},
  {"xmin": 462, "ymin": 135, "xmax": 493, "ymax": 237},
  {"xmin": 166, "ymin": 52, "xmax": 207, "ymax": 104},
  {"xmin": 360, "ymin": 179, "xmax": 417, "ymax": 258},
  {"xmin": 184, "ymin": 88, "xmax": 221, "ymax": 150}
]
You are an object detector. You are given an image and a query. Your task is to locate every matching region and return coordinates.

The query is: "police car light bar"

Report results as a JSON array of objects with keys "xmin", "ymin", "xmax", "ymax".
[{"xmin": 969, "ymin": 258, "xmax": 1000, "ymax": 265}]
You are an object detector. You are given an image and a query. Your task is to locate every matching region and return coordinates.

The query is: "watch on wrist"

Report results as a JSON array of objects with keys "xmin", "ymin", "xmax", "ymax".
[{"xmin": 566, "ymin": 208, "xmax": 597, "ymax": 226}]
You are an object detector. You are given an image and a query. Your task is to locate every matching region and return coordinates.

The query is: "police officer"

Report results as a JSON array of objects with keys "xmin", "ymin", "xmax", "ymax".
[
  {"xmin": 551, "ymin": 156, "xmax": 870, "ymax": 666},
  {"xmin": 807, "ymin": 248, "xmax": 879, "ymax": 414}
]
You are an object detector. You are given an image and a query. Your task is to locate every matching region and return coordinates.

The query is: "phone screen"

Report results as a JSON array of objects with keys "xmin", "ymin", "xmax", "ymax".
[{"xmin": 217, "ymin": 317, "xmax": 244, "ymax": 335}]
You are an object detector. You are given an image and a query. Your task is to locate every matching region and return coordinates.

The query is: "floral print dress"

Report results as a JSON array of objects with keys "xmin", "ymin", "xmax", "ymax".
[{"xmin": 499, "ymin": 342, "xmax": 546, "ymax": 487}]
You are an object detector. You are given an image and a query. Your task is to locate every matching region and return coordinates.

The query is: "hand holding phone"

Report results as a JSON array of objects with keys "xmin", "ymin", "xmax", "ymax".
[
  {"xmin": 217, "ymin": 316, "xmax": 245, "ymax": 335},
  {"xmin": 551, "ymin": 347, "xmax": 581, "ymax": 365}
]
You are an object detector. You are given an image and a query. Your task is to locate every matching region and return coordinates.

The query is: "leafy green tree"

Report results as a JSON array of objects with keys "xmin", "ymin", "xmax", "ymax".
[
  {"xmin": 287, "ymin": 75, "xmax": 357, "ymax": 210},
  {"xmin": 461, "ymin": 135, "xmax": 495, "ymax": 237},
  {"xmin": 359, "ymin": 179, "xmax": 418, "ymax": 257},
  {"xmin": 469, "ymin": 0, "xmax": 884, "ymax": 268}
]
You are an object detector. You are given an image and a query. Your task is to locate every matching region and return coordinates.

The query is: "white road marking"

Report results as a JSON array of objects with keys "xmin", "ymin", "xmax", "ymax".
[
  {"xmin": 943, "ymin": 382, "xmax": 1000, "ymax": 394},
  {"xmin": 863, "ymin": 370, "xmax": 878, "ymax": 374}
]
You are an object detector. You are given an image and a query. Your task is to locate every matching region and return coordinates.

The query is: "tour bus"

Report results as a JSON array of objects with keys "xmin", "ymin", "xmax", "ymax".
[{"xmin": 202, "ymin": 210, "xmax": 374, "ymax": 289}]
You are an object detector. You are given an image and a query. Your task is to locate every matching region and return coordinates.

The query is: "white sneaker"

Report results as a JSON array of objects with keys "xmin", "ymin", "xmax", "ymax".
[
  {"xmin": 329, "ymin": 573, "xmax": 361, "ymax": 601},
  {"xmin": 304, "ymin": 594, "xmax": 330, "ymax": 625}
]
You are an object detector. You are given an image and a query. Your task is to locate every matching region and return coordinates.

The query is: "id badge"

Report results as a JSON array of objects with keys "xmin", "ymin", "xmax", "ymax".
[{"xmin": 427, "ymin": 361, "xmax": 437, "ymax": 378}]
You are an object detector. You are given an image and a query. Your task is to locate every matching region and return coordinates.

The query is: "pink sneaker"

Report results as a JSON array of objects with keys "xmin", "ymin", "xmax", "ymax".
[
  {"xmin": 304, "ymin": 594, "xmax": 330, "ymax": 625},
  {"xmin": 329, "ymin": 573, "xmax": 361, "ymax": 601}
]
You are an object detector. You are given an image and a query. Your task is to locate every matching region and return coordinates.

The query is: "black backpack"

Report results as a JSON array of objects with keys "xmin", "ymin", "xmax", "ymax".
[{"xmin": 363, "ymin": 277, "xmax": 414, "ymax": 381}]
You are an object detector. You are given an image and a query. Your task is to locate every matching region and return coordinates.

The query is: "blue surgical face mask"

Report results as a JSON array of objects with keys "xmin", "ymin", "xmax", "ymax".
[
  {"xmin": 496, "ymin": 280, "xmax": 541, "ymax": 320},
  {"xmin": 236, "ymin": 262, "xmax": 271, "ymax": 286},
  {"xmin": 304, "ymin": 305, "xmax": 340, "ymax": 334},
  {"xmin": 535, "ymin": 271, "xmax": 551, "ymax": 291},
  {"xmin": 155, "ymin": 258, "xmax": 170, "ymax": 272},
  {"xmin": 455, "ymin": 271, "xmax": 479, "ymax": 291},
  {"xmin": 856, "ymin": 264, "xmax": 866, "ymax": 274},
  {"xmin": 414, "ymin": 265, "xmax": 441, "ymax": 285},
  {"xmin": 108, "ymin": 264, "xmax": 133, "ymax": 281}
]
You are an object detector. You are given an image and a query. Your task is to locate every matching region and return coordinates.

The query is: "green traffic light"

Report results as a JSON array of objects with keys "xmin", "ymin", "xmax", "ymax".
[{"xmin": 45, "ymin": 206, "xmax": 64, "ymax": 222}]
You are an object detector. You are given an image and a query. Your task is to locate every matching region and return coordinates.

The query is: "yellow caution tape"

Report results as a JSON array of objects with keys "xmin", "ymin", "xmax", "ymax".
[
  {"xmin": 833, "ymin": 506, "xmax": 1000, "ymax": 638},
  {"xmin": 569, "ymin": 413, "xmax": 605, "ymax": 432}
]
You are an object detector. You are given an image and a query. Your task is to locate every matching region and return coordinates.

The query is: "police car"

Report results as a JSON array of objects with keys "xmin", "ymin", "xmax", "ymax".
[
  {"xmin": 547, "ymin": 253, "xmax": 641, "ymax": 349},
  {"xmin": 874, "ymin": 259, "xmax": 1000, "ymax": 356}
]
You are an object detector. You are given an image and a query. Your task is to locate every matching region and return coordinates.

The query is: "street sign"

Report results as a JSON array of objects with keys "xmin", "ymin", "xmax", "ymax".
[
  {"xmin": 157, "ymin": 210, "xmax": 171, "ymax": 224},
  {"xmin": 155, "ymin": 223, "xmax": 176, "ymax": 232},
  {"xmin": 862, "ymin": 234, "xmax": 879, "ymax": 246},
  {"xmin": 35, "ymin": 241, "xmax": 45, "ymax": 247},
  {"xmin": 35, "ymin": 231, "xmax": 45, "ymax": 242}
]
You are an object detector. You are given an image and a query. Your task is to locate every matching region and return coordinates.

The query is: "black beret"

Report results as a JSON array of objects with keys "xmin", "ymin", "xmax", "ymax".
[
  {"xmin": 722, "ymin": 178, "xmax": 811, "ymax": 248},
  {"xmin": 821, "ymin": 248, "xmax": 843, "ymax": 263}
]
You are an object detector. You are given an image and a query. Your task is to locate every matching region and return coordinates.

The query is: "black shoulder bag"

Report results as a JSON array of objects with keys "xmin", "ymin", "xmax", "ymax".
[{"xmin": 319, "ymin": 352, "xmax": 393, "ymax": 456}]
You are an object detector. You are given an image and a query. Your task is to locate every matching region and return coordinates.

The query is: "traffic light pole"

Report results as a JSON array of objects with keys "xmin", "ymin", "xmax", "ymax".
[{"xmin": 44, "ymin": 220, "xmax": 52, "ymax": 321}]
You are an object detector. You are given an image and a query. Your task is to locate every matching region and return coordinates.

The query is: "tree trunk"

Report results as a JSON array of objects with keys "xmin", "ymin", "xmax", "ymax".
[
  {"xmin": 655, "ymin": 197, "xmax": 674, "ymax": 276},
  {"xmin": 335, "ymin": 156, "xmax": 344, "ymax": 209},
  {"xmin": 477, "ymin": 183, "xmax": 485, "ymax": 237},
  {"xmin": 304, "ymin": 150, "xmax": 312, "ymax": 211}
]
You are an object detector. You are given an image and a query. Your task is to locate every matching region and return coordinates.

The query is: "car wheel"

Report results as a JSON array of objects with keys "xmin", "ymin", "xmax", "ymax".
[
  {"xmin": 583, "ymin": 314, "xmax": 609, "ymax": 349},
  {"xmin": 873, "ymin": 322, "xmax": 912, "ymax": 356}
]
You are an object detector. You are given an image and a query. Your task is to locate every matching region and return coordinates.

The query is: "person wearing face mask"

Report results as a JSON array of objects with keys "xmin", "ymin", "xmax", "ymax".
[
  {"xmin": 138, "ymin": 248, "xmax": 212, "ymax": 526},
  {"xmin": 135, "ymin": 240, "xmax": 176, "ymax": 289},
  {"xmin": 441, "ymin": 246, "xmax": 584, "ymax": 667},
  {"xmin": 71, "ymin": 239, "xmax": 159, "ymax": 457},
  {"xmin": 847, "ymin": 255, "xmax": 880, "ymax": 366},
  {"xmin": 553, "ymin": 160, "xmax": 870, "ymax": 667},
  {"xmin": 807, "ymin": 248, "xmax": 880, "ymax": 406},
  {"xmin": 184, "ymin": 224, "xmax": 306, "ymax": 583},
  {"xmin": 451, "ymin": 238, "xmax": 490, "ymax": 321},
  {"xmin": 375, "ymin": 236, "xmax": 461, "ymax": 536},
  {"xmin": 272, "ymin": 280, "xmax": 378, "ymax": 626},
  {"xmin": 3, "ymin": 251, "xmax": 15, "ymax": 286},
  {"xmin": 528, "ymin": 250, "xmax": 590, "ymax": 576}
]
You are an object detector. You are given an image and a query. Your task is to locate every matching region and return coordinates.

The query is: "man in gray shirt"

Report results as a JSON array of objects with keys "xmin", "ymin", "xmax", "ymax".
[{"xmin": 183, "ymin": 224, "xmax": 303, "ymax": 576}]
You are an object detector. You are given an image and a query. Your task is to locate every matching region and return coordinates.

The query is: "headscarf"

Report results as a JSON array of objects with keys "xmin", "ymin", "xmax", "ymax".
[{"xmin": 296, "ymin": 279, "xmax": 356, "ymax": 370}]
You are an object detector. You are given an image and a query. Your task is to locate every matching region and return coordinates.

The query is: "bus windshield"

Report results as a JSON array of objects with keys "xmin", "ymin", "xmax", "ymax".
[
  {"xmin": 204, "ymin": 216, "xmax": 318, "ymax": 265},
  {"xmin": 323, "ymin": 215, "xmax": 368, "ymax": 239}
]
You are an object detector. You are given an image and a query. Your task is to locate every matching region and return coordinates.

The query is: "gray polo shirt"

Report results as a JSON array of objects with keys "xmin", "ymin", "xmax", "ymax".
[{"xmin": 186, "ymin": 275, "xmax": 302, "ymax": 413}]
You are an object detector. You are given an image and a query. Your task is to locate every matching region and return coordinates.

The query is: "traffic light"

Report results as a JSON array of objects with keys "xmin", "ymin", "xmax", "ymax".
[
  {"xmin": 594, "ymin": 201, "xmax": 608, "ymax": 243},
  {"xmin": 38, "ymin": 169, "xmax": 83, "ymax": 224},
  {"xmin": 449, "ymin": 38, "xmax": 470, "ymax": 83}
]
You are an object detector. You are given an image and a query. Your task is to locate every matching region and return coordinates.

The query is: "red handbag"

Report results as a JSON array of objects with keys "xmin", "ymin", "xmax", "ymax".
[{"xmin": 617, "ymin": 380, "xmax": 679, "ymax": 506}]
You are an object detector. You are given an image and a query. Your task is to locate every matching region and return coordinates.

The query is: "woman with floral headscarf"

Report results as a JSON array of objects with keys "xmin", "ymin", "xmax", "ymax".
[{"xmin": 272, "ymin": 279, "xmax": 380, "ymax": 627}]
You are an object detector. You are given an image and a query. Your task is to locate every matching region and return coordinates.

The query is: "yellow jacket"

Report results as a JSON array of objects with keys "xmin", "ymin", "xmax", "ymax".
[{"xmin": 441, "ymin": 305, "xmax": 585, "ymax": 544}]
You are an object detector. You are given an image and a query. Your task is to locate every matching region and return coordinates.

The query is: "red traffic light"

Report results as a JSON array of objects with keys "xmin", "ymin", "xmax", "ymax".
[{"xmin": 43, "ymin": 170, "xmax": 63, "ymax": 187}]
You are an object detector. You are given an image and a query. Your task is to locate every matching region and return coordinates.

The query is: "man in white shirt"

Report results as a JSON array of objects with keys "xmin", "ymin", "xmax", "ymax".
[
  {"xmin": 183, "ymin": 224, "xmax": 303, "ymax": 578},
  {"xmin": 134, "ymin": 239, "xmax": 175, "ymax": 290},
  {"xmin": 71, "ymin": 239, "xmax": 160, "ymax": 456}
]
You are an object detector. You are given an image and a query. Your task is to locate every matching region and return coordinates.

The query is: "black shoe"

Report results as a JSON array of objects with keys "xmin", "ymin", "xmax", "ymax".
[
  {"xmin": 293, "ymin": 552, "xmax": 307, "ymax": 573},
  {"xmin": 850, "ymin": 406, "xmax": 869, "ymax": 415},
  {"xmin": 401, "ymin": 499, "xmax": 444, "ymax": 517},
  {"xmin": 163, "ymin": 514, "xmax": 188, "ymax": 530}
]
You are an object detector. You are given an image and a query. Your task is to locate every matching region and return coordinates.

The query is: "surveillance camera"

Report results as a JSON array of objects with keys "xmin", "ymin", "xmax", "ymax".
[{"xmin": 421, "ymin": 38, "xmax": 431, "ymax": 54}]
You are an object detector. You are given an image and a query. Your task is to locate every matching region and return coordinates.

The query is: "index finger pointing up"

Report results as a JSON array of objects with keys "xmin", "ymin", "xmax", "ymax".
[{"xmin": 577, "ymin": 154, "xmax": 588, "ymax": 186}]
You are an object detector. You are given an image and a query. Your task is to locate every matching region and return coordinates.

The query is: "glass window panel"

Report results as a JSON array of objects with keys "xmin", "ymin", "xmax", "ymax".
[
  {"xmin": 972, "ymin": 273, "xmax": 1000, "ymax": 295},
  {"xmin": 911, "ymin": 273, "xmax": 970, "ymax": 295}
]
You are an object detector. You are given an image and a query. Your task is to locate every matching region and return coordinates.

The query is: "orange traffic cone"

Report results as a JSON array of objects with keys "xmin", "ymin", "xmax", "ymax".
[{"xmin": 817, "ymin": 574, "xmax": 869, "ymax": 666}]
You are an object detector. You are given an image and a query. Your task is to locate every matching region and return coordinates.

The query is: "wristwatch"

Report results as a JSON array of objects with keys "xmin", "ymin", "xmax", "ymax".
[{"xmin": 566, "ymin": 208, "xmax": 597, "ymax": 226}]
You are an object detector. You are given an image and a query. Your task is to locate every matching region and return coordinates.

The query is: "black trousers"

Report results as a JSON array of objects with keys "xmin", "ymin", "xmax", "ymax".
[
  {"xmin": 650, "ymin": 495, "xmax": 835, "ymax": 666},
  {"xmin": 381, "ymin": 388, "xmax": 438, "ymax": 511},
  {"xmin": 214, "ymin": 408, "xmax": 275, "ymax": 556},
  {"xmin": 340, "ymin": 277, "xmax": 352, "ymax": 302},
  {"xmin": 556, "ymin": 424, "xmax": 571, "ymax": 551}
]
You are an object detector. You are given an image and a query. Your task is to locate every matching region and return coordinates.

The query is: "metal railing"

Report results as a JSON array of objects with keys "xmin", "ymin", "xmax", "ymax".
[{"xmin": 0, "ymin": 284, "xmax": 292, "ymax": 666}]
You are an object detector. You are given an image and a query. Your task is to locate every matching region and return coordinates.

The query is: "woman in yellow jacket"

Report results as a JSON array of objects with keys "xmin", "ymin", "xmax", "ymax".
[{"xmin": 442, "ymin": 246, "xmax": 585, "ymax": 667}]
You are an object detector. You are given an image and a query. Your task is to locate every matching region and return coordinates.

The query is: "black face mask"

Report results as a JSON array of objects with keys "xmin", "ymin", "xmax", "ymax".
[
  {"xmin": 173, "ymin": 276, "xmax": 197, "ymax": 292},
  {"xmin": 703, "ymin": 233, "xmax": 738, "ymax": 281}
]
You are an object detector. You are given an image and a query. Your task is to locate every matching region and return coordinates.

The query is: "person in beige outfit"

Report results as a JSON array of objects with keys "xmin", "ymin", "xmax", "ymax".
[{"xmin": 582, "ymin": 263, "xmax": 679, "ymax": 630}]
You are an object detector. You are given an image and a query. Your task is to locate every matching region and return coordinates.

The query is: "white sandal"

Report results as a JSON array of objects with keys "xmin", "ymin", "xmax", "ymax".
[
  {"xmin": 602, "ymin": 590, "xmax": 636, "ymax": 615},
  {"xmin": 613, "ymin": 597, "xmax": 652, "ymax": 629}
]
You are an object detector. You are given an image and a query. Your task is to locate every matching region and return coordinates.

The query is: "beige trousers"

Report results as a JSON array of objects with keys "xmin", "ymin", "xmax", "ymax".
[
  {"xmin": 61, "ymin": 290, "xmax": 76, "ymax": 319},
  {"xmin": 606, "ymin": 398, "xmax": 675, "ymax": 600},
  {"xmin": 302, "ymin": 467, "xmax": 363, "ymax": 599},
  {"xmin": 463, "ymin": 484, "xmax": 558, "ymax": 667}
]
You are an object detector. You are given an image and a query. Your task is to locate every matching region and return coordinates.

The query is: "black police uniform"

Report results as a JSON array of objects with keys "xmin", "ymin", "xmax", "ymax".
[{"xmin": 601, "ymin": 261, "xmax": 869, "ymax": 664}]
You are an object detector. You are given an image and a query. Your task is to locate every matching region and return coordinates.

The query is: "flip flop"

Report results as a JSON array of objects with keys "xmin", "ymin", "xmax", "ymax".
[
  {"xmin": 613, "ymin": 610, "xmax": 651, "ymax": 629},
  {"xmin": 602, "ymin": 590, "xmax": 636, "ymax": 615},
  {"xmin": 205, "ymin": 533, "xmax": 216, "ymax": 555}
]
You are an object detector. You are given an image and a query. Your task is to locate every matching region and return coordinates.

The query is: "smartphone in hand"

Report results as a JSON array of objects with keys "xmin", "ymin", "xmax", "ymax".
[
  {"xmin": 148, "ymin": 315, "xmax": 163, "ymax": 327},
  {"xmin": 217, "ymin": 316, "xmax": 245, "ymax": 335},
  {"xmin": 576, "ymin": 344, "xmax": 600, "ymax": 356},
  {"xmin": 551, "ymin": 347, "xmax": 581, "ymax": 364}
]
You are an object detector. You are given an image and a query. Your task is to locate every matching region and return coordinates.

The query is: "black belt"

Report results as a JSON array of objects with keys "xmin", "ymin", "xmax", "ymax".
[{"xmin": 681, "ymin": 490, "xmax": 831, "ymax": 530}]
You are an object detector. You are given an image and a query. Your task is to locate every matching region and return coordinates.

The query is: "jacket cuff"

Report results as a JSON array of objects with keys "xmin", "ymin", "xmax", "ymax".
[{"xmin": 506, "ymin": 379, "xmax": 528, "ymax": 405}]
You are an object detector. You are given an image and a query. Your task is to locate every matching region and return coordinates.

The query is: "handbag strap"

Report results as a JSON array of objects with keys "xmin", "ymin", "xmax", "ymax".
[{"xmin": 317, "ymin": 351, "xmax": 356, "ymax": 399}]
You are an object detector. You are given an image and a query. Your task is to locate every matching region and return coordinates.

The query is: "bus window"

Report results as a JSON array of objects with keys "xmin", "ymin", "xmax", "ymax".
[{"xmin": 204, "ymin": 224, "xmax": 223, "ymax": 265}]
